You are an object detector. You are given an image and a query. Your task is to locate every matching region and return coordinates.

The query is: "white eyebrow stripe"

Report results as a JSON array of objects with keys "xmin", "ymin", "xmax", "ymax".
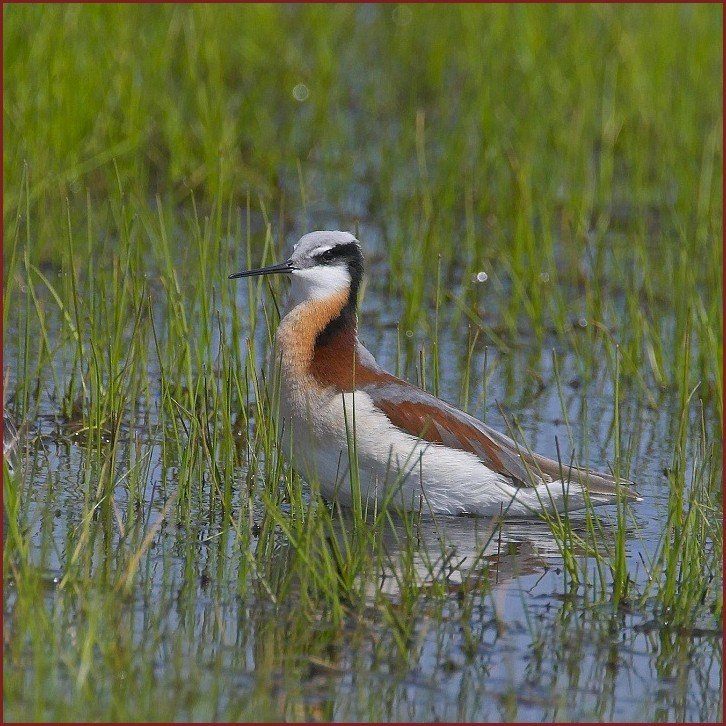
[{"xmin": 314, "ymin": 245, "xmax": 333, "ymax": 255}]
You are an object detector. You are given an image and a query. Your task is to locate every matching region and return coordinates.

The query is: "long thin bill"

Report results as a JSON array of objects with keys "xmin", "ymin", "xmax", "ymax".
[{"xmin": 228, "ymin": 261, "xmax": 293, "ymax": 279}]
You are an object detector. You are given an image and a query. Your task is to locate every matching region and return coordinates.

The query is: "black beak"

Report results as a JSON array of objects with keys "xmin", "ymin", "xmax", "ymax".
[{"xmin": 228, "ymin": 260, "xmax": 294, "ymax": 280}]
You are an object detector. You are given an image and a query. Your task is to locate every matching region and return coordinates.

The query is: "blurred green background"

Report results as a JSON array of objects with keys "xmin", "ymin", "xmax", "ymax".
[{"xmin": 4, "ymin": 3, "xmax": 722, "ymax": 238}]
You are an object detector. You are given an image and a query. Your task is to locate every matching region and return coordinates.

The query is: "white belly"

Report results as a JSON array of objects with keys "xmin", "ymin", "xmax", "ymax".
[{"xmin": 279, "ymin": 387, "xmax": 518, "ymax": 516}]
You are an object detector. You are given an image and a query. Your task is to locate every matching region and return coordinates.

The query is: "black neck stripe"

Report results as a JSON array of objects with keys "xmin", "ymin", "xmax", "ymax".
[{"xmin": 314, "ymin": 243, "xmax": 363, "ymax": 347}]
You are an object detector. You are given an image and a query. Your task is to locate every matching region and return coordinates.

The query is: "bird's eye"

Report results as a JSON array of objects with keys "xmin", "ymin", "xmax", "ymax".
[{"xmin": 316, "ymin": 248, "xmax": 338, "ymax": 263}]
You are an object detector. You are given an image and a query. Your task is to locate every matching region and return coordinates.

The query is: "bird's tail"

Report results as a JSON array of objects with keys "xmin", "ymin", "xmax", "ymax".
[{"xmin": 509, "ymin": 476, "xmax": 641, "ymax": 517}]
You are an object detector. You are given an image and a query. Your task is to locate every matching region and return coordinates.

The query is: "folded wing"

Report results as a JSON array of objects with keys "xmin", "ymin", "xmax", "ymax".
[{"xmin": 361, "ymin": 377, "xmax": 639, "ymax": 500}]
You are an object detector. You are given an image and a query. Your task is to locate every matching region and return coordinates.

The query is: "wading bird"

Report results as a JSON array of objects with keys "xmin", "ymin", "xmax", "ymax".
[{"xmin": 230, "ymin": 231, "xmax": 640, "ymax": 517}]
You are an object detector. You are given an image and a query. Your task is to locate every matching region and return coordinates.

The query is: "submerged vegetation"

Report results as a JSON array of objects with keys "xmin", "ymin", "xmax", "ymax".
[{"xmin": 3, "ymin": 4, "xmax": 722, "ymax": 722}]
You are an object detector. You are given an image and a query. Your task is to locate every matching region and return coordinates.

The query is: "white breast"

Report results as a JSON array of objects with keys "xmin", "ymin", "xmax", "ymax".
[{"xmin": 279, "ymin": 383, "xmax": 522, "ymax": 516}]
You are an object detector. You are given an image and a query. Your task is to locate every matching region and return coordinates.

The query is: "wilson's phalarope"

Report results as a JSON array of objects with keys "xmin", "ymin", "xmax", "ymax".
[{"xmin": 231, "ymin": 231, "xmax": 641, "ymax": 517}]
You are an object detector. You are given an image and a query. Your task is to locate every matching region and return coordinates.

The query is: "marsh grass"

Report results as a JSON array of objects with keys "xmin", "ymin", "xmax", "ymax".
[{"xmin": 3, "ymin": 3, "xmax": 722, "ymax": 721}]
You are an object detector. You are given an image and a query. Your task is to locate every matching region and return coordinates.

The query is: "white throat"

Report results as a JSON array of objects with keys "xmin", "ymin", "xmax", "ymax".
[{"xmin": 288, "ymin": 265, "xmax": 351, "ymax": 306}]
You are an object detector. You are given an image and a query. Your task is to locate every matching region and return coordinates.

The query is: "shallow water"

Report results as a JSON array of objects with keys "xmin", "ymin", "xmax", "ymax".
[{"xmin": 3, "ymin": 246, "xmax": 722, "ymax": 721}]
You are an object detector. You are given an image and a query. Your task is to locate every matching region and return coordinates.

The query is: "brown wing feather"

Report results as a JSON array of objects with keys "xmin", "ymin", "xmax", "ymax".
[
  {"xmin": 371, "ymin": 395, "xmax": 524, "ymax": 479},
  {"xmin": 363, "ymin": 378, "xmax": 639, "ymax": 499}
]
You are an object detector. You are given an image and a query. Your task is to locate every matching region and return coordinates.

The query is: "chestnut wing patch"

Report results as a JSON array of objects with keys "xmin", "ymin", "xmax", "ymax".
[
  {"xmin": 362, "ymin": 380, "xmax": 549, "ymax": 487},
  {"xmin": 363, "ymin": 379, "xmax": 640, "ymax": 498}
]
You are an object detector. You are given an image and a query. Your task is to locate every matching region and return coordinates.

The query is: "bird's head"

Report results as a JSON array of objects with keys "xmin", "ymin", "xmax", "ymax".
[{"xmin": 230, "ymin": 230, "xmax": 364, "ymax": 309}]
